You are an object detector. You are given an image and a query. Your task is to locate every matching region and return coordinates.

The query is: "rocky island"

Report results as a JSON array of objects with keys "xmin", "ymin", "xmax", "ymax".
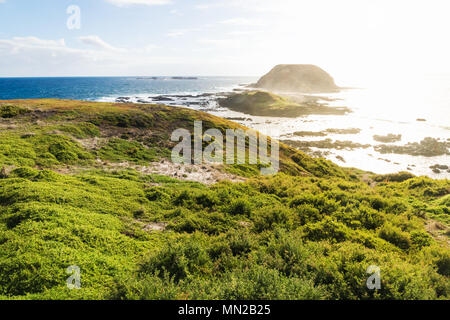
[
  {"xmin": 218, "ymin": 65, "xmax": 347, "ymax": 117},
  {"xmin": 251, "ymin": 64, "xmax": 340, "ymax": 93}
]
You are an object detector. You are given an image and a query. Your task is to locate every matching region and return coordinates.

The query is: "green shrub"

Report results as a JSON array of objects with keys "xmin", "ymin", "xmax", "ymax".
[
  {"xmin": 410, "ymin": 231, "xmax": 432, "ymax": 249},
  {"xmin": 140, "ymin": 235, "xmax": 212, "ymax": 281},
  {"xmin": 252, "ymin": 206, "xmax": 294, "ymax": 231},
  {"xmin": 96, "ymin": 111, "xmax": 153, "ymax": 128},
  {"xmin": 195, "ymin": 192, "xmax": 219, "ymax": 209},
  {"xmin": 290, "ymin": 193, "xmax": 338, "ymax": 215},
  {"xmin": 436, "ymin": 253, "xmax": 450, "ymax": 277},
  {"xmin": 304, "ymin": 217, "xmax": 351, "ymax": 243},
  {"xmin": 374, "ymin": 172, "xmax": 415, "ymax": 183},
  {"xmin": 227, "ymin": 199, "xmax": 252, "ymax": 216},
  {"xmin": 379, "ymin": 224, "xmax": 411, "ymax": 250},
  {"xmin": 57, "ymin": 123, "xmax": 100, "ymax": 139},
  {"xmin": 98, "ymin": 138, "xmax": 160, "ymax": 163},
  {"xmin": 0, "ymin": 105, "xmax": 29, "ymax": 118},
  {"xmin": 145, "ymin": 187, "xmax": 170, "ymax": 202},
  {"xmin": 10, "ymin": 167, "xmax": 39, "ymax": 179},
  {"xmin": 295, "ymin": 204, "xmax": 322, "ymax": 225}
]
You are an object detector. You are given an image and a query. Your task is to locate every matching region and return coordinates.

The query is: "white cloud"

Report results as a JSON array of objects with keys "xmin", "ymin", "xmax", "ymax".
[
  {"xmin": 197, "ymin": 38, "xmax": 241, "ymax": 49},
  {"xmin": 0, "ymin": 36, "xmax": 193, "ymax": 76},
  {"xmin": 166, "ymin": 28, "xmax": 199, "ymax": 38},
  {"xmin": 3, "ymin": 37, "xmax": 66, "ymax": 48},
  {"xmin": 169, "ymin": 9, "xmax": 183, "ymax": 16},
  {"xmin": 195, "ymin": 0, "xmax": 258, "ymax": 10},
  {"xmin": 220, "ymin": 18, "xmax": 263, "ymax": 26},
  {"xmin": 104, "ymin": 0, "xmax": 171, "ymax": 7},
  {"xmin": 166, "ymin": 31, "xmax": 186, "ymax": 38},
  {"xmin": 227, "ymin": 30, "xmax": 259, "ymax": 36},
  {"xmin": 78, "ymin": 35, "xmax": 125, "ymax": 52}
]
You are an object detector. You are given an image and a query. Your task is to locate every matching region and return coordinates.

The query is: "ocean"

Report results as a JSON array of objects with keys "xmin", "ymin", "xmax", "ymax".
[{"xmin": 0, "ymin": 75, "xmax": 449, "ymax": 179}]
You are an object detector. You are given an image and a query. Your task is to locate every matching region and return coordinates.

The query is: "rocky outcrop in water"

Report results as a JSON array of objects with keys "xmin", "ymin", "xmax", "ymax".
[
  {"xmin": 252, "ymin": 64, "xmax": 339, "ymax": 93},
  {"xmin": 374, "ymin": 137, "xmax": 450, "ymax": 156},
  {"xmin": 430, "ymin": 164, "xmax": 450, "ymax": 174},
  {"xmin": 373, "ymin": 134, "xmax": 402, "ymax": 143}
]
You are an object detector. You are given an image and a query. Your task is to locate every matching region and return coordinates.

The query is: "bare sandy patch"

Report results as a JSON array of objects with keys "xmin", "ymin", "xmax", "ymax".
[
  {"xmin": 101, "ymin": 160, "xmax": 245, "ymax": 185},
  {"xmin": 75, "ymin": 137, "xmax": 107, "ymax": 150},
  {"xmin": 425, "ymin": 220, "xmax": 450, "ymax": 246},
  {"xmin": 143, "ymin": 222, "xmax": 168, "ymax": 232}
]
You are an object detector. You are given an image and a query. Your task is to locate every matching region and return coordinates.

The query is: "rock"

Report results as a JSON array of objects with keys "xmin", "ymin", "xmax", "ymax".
[
  {"xmin": 151, "ymin": 96, "xmax": 174, "ymax": 102},
  {"xmin": 430, "ymin": 164, "xmax": 449, "ymax": 170},
  {"xmin": 281, "ymin": 139, "xmax": 370, "ymax": 151},
  {"xmin": 171, "ymin": 77, "xmax": 198, "ymax": 80},
  {"xmin": 336, "ymin": 155, "xmax": 346, "ymax": 163},
  {"xmin": 293, "ymin": 128, "xmax": 360, "ymax": 137},
  {"xmin": 325, "ymin": 128, "xmax": 361, "ymax": 135},
  {"xmin": 115, "ymin": 97, "xmax": 131, "ymax": 103},
  {"xmin": 373, "ymin": 134, "xmax": 402, "ymax": 143},
  {"xmin": 416, "ymin": 118, "xmax": 427, "ymax": 122},
  {"xmin": 293, "ymin": 131, "xmax": 328, "ymax": 137},
  {"xmin": 374, "ymin": 137, "xmax": 450, "ymax": 157},
  {"xmin": 225, "ymin": 117, "xmax": 250, "ymax": 121},
  {"xmin": 252, "ymin": 64, "xmax": 339, "ymax": 93},
  {"xmin": 197, "ymin": 93, "xmax": 214, "ymax": 97}
]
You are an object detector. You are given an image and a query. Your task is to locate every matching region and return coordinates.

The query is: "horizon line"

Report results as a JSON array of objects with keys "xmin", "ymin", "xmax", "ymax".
[{"xmin": 0, "ymin": 75, "xmax": 259, "ymax": 79}]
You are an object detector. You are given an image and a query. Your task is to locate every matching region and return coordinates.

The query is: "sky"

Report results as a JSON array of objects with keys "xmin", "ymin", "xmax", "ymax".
[{"xmin": 1, "ymin": 0, "xmax": 450, "ymax": 85}]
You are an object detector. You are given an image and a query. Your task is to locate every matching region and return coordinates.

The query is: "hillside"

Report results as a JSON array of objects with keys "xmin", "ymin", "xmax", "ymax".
[
  {"xmin": 252, "ymin": 64, "xmax": 339, "ymax": 93},
  {"xmin": 0, "ymin": 99, "xmax": 448, "ymax": 300}
]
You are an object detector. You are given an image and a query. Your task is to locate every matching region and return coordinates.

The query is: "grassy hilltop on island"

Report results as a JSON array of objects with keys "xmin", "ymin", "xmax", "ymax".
[
  {"xmin": 0, "ymin": 99, "xmax": 448, "ymax": 300},
  {"xmin": 251, "ymin": 64, "xmax": 340, "ymax": 93}
]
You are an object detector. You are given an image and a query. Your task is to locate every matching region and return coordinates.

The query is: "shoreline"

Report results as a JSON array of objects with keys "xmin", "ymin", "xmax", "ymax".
[{"xmin": 97, "ymin": 86, "xmax": 449, "ymax": 179}]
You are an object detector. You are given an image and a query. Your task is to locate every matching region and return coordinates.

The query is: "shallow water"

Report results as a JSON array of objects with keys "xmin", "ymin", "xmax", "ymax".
[{"xmin": 213, "ymin": 81, "xmax": 450, "ymax": 178}]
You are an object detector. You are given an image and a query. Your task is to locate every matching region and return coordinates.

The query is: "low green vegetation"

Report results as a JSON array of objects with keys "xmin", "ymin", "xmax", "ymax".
[
  {"xmin": 0, "ymin": 104, "xmax": 30, "ymax": 118},
  {"xmin": 0, "ymin": 99, "xmax": 448, "ymax": 300}
]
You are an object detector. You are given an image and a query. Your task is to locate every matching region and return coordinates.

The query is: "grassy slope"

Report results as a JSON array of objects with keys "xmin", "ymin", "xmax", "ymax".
[{"xmin": 0, "ymin": 99, "xmax": 448, "ymax": 300}]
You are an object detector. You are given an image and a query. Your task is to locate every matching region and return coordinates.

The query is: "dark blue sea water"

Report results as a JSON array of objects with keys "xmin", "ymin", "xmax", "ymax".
[{"xmin": 0, "ymin": 76, "xmax": 256, "ymax": 101}]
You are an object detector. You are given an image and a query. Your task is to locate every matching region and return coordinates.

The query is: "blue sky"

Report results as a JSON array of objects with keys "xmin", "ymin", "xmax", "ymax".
[{"xmin": 1, "ymin": 0, "xmax": 450, "ymax": 83}]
